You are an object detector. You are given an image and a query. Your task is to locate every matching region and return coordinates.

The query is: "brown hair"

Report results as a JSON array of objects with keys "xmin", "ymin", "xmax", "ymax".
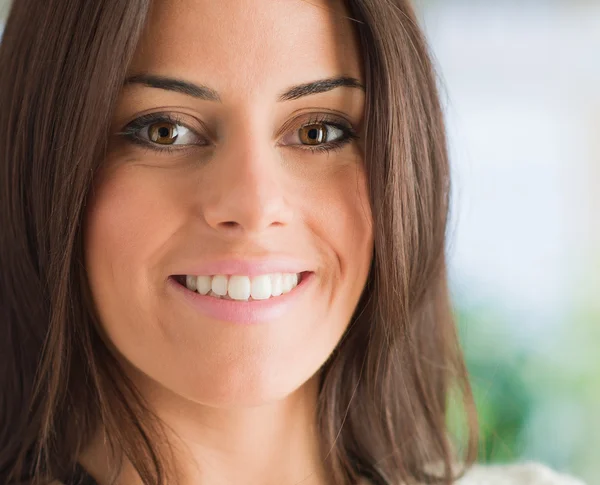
[{"xmin": 0, "ymin": 1, "xmax": 478, "ymax": 484}]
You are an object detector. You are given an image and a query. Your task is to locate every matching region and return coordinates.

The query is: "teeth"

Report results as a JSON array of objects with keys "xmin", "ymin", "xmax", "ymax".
[
  {"xmin": 183, "ymin": 273, "xmax": 302, "ymax": 301},
  {"xmin": 282, "ymin": 273, "xmax": 298, "ymax": 293},
  {"xmin": 196, "ymin": 275, "xmax": 212, "ymax": 295},
  {"xmin": 250, "ymin": 274, "xmax": 272, "ymax": 300},
  {"xmin": 211, "ymin": 275, "xmax": 228, "ymax": 296},
  {"xmin": 271, "ymin": 273, "xmax": 283, "ymax": 297},
  {"xmin": 228, "ymin": 275, "xmax": 251, "ymax": 300},
  {"xmin": 185, "ymin": 275, "xmax": 197, "ymax": 292}
]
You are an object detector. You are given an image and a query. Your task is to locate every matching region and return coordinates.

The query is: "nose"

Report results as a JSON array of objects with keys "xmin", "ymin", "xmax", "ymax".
[{"xmin": 202, "ymin": 128, "xmax": 294, "ymax": 236}]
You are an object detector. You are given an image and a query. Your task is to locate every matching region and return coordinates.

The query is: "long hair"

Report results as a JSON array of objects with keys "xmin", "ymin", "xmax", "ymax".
[{"xmin": 0, "ymin": 1, "xmax": 478, "ymax": 484}]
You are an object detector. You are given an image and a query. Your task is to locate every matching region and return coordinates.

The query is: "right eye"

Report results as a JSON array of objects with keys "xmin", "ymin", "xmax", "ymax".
[
  {"xmin": 147, "ymin": 121, "xmax": 191, "ymax": 145},
  {"xmin": 121, "ymin": 114, "xmax": 205, "ymax": 150}
]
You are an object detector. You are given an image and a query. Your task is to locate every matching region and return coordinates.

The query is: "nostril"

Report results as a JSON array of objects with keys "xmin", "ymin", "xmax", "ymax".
[{"xmin": 221, "ymin": 221, "xmax": 239, "ymax": 228}]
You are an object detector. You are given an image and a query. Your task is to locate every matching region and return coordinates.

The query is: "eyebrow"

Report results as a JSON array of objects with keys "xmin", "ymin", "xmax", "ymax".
[{"xmin": 124, "ymin": 74, "xmax": 365, "ymax": 102}]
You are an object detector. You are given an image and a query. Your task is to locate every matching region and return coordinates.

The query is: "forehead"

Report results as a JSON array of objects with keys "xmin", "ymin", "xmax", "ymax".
[{"xmin": 129, "ymin": 0, "xmax": 363, "ymax": 99}]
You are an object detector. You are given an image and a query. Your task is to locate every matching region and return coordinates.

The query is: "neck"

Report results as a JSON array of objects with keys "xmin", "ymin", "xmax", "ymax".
[{"xmin": 79, "ymin": 374, "xmax": 333, "ymax": 485}]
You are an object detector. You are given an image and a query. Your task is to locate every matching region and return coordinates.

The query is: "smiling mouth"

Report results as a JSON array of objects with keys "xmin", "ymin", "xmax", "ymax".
[{"xmin": 172, "ymin": 272, "xmax": 310, "ymax": 302}]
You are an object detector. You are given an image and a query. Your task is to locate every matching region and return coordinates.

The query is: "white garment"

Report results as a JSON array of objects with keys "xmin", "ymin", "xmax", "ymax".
[
  {"xmin": 357, "ymin": 462, "xmax": 587, "ymax": 485},
  {"xmin": 455, "ymin": 462, "xmax": 586, "ymax": 485}
]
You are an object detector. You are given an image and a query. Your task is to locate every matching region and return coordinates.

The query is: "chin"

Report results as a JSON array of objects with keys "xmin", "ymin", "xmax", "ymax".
[{"xmin": 153, "ymin": 359, "xmax": 321, "ymax": 410}]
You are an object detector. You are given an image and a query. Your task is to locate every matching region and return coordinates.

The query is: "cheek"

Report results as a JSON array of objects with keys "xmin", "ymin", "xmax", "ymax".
[
  {"xmin": 307, "ymin": 163, "xmax": 373, "ymax": 283},
  {"xmin": 83, "ymin": 167, "xmax": 182, "ymax": 328},
  {"xmin": 294, "ymin": 161, "xmax": 373, "ymax": 333},
  {"xmin": 86, "ymin": 166, "xmax": 183, "ymax": 263}
]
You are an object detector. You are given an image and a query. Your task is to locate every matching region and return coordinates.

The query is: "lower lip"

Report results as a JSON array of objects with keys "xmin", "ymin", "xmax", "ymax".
[{"xmin": 167, "ymin": 272, "xmax": 315, "ymax": 324}]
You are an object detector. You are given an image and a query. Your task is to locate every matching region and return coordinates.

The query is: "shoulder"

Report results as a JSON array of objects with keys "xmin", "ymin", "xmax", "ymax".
[{"xmin": 455, "ymin": 462, "xmax": 587, "ymax": 485}]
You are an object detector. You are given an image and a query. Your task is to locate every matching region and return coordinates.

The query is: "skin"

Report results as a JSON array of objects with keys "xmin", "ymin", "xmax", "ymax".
[{"xmin": 82, "ymin": 0, "xmax": 373, "ymax": 484}]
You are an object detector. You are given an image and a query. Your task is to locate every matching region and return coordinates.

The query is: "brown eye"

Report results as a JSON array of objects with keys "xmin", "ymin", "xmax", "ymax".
[
  {"xmin": 149, "ymin": 122, "xmax": 179, "ymax": 145},
  {"xmin": 299, "ymin": 123, "xmax": 327, "ymax": 146}
]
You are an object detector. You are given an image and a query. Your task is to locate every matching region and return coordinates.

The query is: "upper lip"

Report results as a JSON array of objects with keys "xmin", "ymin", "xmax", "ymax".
[{"xmin": 171, "ymin": 257, "xmax": 313, "ymax": 278}]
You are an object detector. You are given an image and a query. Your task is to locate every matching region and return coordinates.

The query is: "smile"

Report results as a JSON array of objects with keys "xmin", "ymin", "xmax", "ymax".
[
  {"xmin": 175, "ymin": 272, "xmax": 303, "ymax": 301},
  {"xmin": 169, "ymin": 271, "xmax": 314, "ymax": 324}
]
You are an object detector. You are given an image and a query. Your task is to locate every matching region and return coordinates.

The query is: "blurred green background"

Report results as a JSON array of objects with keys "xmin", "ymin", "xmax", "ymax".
[
  {"xmin": 414, "ymin": 2, "xmax": 599, "ymax": 484},
  {"xmin": 1, "ymin": 0, "xmax": 598, "ymax": 484}
]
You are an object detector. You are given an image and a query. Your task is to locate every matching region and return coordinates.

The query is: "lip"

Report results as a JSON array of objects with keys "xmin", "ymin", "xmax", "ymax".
[
  {"xmin": 167, "ymin": 271, "xmax": 315, "ymax": 324},
  {"xmin": 170, "ymin": 258, "xmax": 312, "ymax": 278}
]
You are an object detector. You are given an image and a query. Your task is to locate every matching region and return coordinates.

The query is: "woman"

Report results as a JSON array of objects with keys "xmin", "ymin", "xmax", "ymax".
[{"xmin": 0, "ymin": 1, "xmax": 585, "ymax": 484}]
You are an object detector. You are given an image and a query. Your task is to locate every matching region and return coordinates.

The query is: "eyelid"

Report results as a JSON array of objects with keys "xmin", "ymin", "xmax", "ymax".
[
  {"xmin": 276, "ymin": 111, "xmax": 354, "ymax": 139},
  {"xmin": 120, "ymin": 112, "xmax": 207, "ymax": 138}
]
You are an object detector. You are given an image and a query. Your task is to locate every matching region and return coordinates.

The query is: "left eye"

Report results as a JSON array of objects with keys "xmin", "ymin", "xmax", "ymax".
[
  {"xmin": 284, "ymin": 122, "xmax": 345, "ymax": 146},
  {"xmin": 141, "ymin": 121, "xmax": 201, "ymax": 146}
]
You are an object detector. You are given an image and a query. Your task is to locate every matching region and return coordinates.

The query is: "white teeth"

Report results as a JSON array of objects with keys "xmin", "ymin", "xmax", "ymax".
[
  {"xmin": 250, "ymin": 274, "xmax": 272, "ymax": 300},
  {"xmin": 282, "ymin": 273, "xmax": 298, "ymax": 293},
  {"xmin": 185, "ymin": 275, "xmax": 197, "ymax": 292},
  {"xmin": 271, "ymin": 273, "xmax": 283, "ymax": 296},
  {"xmin": 228, "ymin": 275, "xmax": 251, "ymax": 301},
  {"xmin": 211, "ymin": 275, "xmax": 228, "ymax": 296},
  {"xmin": 182, "ymin": 272, "xmax": 302, "ymax": 301},
  {"xmin": 196, "ymin": 275, "xmax": 212, "ymax": 295}
]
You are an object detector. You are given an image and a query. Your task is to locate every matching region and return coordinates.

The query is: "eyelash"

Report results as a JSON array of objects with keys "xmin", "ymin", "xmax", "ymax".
[{"xmin": 118, "ymin": 112, "xmax": 359, "ymax": 155}]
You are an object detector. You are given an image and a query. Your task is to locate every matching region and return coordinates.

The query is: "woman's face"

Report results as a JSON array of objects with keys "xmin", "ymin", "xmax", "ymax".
[{"xmin": 84, "ymin": 0, "xmax": 373, "ymax": 407}]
